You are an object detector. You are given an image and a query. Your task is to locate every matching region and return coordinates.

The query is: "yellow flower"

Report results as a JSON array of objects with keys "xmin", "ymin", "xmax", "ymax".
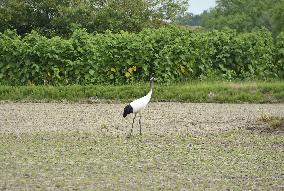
[
  {"xmin": 180, "ymin": 65, "xmax": 185, "ymax": 74},
  {"xmin": 127, "ymin": 66, "xmax": 137, "ymax": 74},
  {"xmin": 128, "ymin": 67, "xmax": 133, "ymax": 73},
  {"xmin": 125, "ymin": 72, "xmax": 131, "ymax": 78}
]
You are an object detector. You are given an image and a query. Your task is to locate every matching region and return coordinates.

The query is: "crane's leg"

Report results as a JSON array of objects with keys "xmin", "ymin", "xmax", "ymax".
[
  {"xmin": 129, "ymin": 113, "xmax": 137, "ymax": 136},
  {"xmin": 139, "ymin": 113, "xmax": 142, "ymax": 135}
]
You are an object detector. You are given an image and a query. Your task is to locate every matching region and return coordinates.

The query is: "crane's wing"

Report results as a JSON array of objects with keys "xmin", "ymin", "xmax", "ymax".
[{"xmin": 130, "ymin": 90, "xmax": 152, "ymax": 113}]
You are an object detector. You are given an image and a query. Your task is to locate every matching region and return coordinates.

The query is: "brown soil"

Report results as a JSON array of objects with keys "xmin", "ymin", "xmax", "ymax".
[{"xmin": 0, "ymin": 103, "xmax": 284, "ymax": 136}]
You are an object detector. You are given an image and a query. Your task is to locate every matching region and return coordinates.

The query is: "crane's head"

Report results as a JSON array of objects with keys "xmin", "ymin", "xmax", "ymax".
[{"xmin": 123, "ymin": 104, "xmax": 133, "ymax": 118}]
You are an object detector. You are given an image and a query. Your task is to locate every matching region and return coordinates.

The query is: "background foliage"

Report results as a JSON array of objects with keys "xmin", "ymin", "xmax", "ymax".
[
  {"xmin": 0, "ymin": 0, "xmax": 189, "ymax": 36},
  {"xmin": 200, "ymin": 0, "xmax": 284, "ymax": 36},
  {"xmin": 0, "ymin": 27, "xmax": 282, "ymax": 85}
]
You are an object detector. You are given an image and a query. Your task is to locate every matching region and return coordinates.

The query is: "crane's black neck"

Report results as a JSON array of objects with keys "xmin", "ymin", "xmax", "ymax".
[{"xmin": 149, "ymin": 78, "xmax": 154, "ymax": 91}]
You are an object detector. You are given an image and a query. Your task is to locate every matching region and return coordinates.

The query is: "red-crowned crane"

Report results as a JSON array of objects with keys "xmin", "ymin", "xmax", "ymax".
[{"xmin": 123, "ymin": 75, "xmax": 155, "ymax": 136}]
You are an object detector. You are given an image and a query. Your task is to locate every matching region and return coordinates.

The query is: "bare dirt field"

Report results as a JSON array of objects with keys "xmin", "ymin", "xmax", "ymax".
[
  {"xmin": 0, "ymin": 102, "xmax": 284, "ymax": 190},
  {"xmin": 0, "ymin": 102, "xmax": 284, "ymax": 135}
]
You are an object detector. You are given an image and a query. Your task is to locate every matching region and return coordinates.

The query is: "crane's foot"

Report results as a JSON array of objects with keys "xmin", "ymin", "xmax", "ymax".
[{"xmin": 126, "ymin": 129, "xmax": 133, "ymax": 138}]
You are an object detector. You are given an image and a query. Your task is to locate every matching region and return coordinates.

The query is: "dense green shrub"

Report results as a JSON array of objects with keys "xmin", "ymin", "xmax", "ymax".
[
  {"xmin": 0, "ymin": 27, "xmax": 281, "ymax": 85},
  {"xmin": 275, "ymin": 32, "xmax": 284, "ymax": 78}
]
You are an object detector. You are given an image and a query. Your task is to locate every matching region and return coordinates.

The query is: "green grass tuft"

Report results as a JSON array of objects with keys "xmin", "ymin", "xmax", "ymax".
[{"xmin": 253, "ymin": 114, "xmax": 284, "ymax": 133}]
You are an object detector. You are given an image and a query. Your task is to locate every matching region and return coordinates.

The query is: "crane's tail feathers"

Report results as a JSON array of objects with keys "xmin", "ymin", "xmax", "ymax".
[{"xmin": 123, "ymin": 104, "xmax": 133, "ymax": 118}]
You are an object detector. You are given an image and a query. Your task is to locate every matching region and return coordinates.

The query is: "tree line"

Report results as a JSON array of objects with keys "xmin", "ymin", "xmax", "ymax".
[
  {"xmin": 199, "ymin": 0, "xmax": 283, "ymax": 36},
  {"xmin": 1, "ymin": 0, "xmax": 283, "ymax": 36},
  {"xmin": 0, "ymin": 0, "xmax": 189, "ymax": 36}
]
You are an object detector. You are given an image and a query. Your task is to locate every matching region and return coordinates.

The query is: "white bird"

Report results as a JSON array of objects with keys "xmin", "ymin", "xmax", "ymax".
[{"xmin": 123, "ymin": 75, "xmax": 155, "ymax": 136}]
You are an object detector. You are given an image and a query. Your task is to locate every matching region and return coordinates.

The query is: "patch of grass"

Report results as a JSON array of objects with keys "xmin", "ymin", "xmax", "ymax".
[
  {"xmin": 0, "ymin": 130, "xmax": 283, "ymax": 190},
  {"xmin": 0, "ymin": 81, "xmax": 283, "ymax": 103},
  {"xmin": 252, "ymin": 114, "xmax": 284, "ymax": 133}
]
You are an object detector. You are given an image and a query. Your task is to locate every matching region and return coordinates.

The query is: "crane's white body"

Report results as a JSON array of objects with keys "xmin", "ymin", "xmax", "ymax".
[{"xmin": 130, "ymin": 89, "xmax": 152, "ymax": 113}]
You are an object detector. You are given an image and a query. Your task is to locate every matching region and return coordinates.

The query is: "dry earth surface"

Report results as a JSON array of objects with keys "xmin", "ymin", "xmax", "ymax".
[{"xmin": 0, "ymin": 102, "xmax": 284, "ymax": 135}]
